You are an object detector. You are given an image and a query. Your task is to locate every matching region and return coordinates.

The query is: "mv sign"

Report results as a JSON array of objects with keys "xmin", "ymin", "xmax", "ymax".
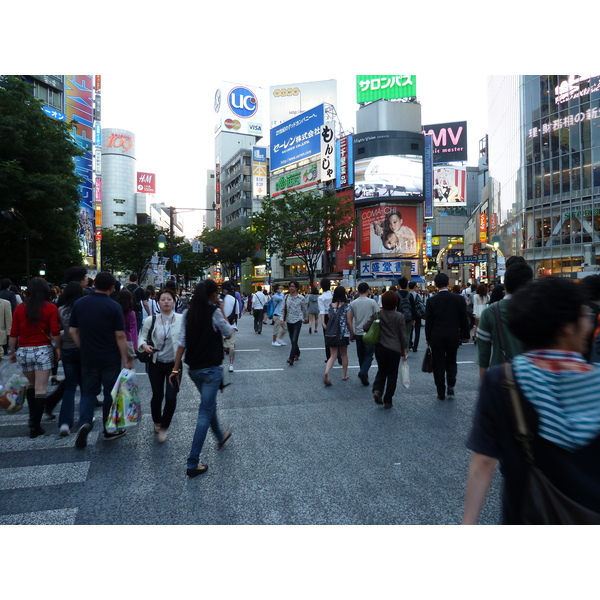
[{"xmin": 422, "ymin": 121, "xmax": 467, "ymax": 163}]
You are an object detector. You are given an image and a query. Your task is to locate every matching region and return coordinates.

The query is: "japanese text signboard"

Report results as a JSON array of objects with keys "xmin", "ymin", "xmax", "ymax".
[{"xmin": 356, "ymin": 75, "xmax": 417, "ymax": 103}]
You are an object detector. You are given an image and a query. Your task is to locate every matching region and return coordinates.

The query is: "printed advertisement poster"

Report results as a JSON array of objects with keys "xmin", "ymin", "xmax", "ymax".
[
  {"xmin": 360, "ymin": 205, "xmax": 418, "ymax": 256},
  {"xmin": 433, "ymin": 166, "xmax": 466, "ymax": 205}
]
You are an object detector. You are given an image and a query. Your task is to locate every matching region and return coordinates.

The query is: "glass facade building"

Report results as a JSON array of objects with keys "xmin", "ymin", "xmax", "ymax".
[{"xmin": 494, "ymin": 75, "xmax": 600, "ymax": 275}]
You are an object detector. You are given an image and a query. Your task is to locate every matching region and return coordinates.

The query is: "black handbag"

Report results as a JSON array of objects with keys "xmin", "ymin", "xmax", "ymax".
[
  {"xmin": 421, "ymin": 346, "xmax": 433, "ymax": 373},
  {"xmin": 135, "ymin": 316, "xmax": 156, "ymax": 363},
  {"xmin": 503, "ymin": 362, "xmax": 600, "ymax": 525}
]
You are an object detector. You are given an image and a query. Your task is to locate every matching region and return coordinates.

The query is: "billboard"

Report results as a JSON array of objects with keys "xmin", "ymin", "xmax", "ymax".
[
  {"xmin": 422, "ymin": 121, "xmax": 468, "ymax": 163},
  {"xmin": 271, "ymin": 161, "xmax": 320, "ymax": 197},
  {"xmin": 336, "ymin": 134, "xmax": 354, "ymax": 188},
  {"xmin": 359, "ymin": 205, "xmax": 418, "ymax": 256},
  {"xmin": 214, "ymin": 81, "xmax": 264, "ymax": 137},
  {"xmin": 269, "ymin": 79, "xmax": 337, "ymax": 128},
  {"xmin": 270, "ymin": 103, "xmax": 324, "ymax": 171},
  {"xmin": 137, "ymin": 172, "xmax": 156, "ymax": 193},
  {"xmin": 433, "ymin": 166, "xmax": 466, "ymax": 206},
  {"xmin": 354, "ymin": 154, "xmax": 423, "ymax": 201},
  {"xmin": 356, "ymin": 75, "xmax": 417, "ymax": 103},
  {"xmin": 252, "ymin": 146, "xmax": 267, "ymax": 198}
]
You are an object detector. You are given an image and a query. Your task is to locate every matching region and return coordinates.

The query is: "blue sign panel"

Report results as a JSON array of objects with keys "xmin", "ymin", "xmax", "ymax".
[
  {"xmin": 426, "ymin": 227, "xmax": 432, "ymax": 257},
  {"xmin": 42, "ymin": 106, "xmax": 66, "ymax": 122},
  {"xmin": 446, "ymin": 254, "xmax": 487, "ymax": 265},
  {"xmin": 227, "ymin": 86, "xmax": 258, "ymax": 119},
  {"xmin": 172, "ymin": 254, "xmax": 182, "ymax": 264},
  {"xmin": 424, "ymin": 134, "xmax": 434, "ymax": 219},
  {"xmin": 270, "ymin": 104, "xmax": 324, "ymax": 171}
]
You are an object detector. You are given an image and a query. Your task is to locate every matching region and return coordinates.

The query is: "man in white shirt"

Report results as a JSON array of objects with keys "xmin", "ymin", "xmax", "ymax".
[
  {"xmin": 318, "ymin": 278, "xmax": 334, "ymax": 363},
  {"xmin": 251, "ymin": 286, "xmax": 268, "ymax": 335},
  {"xmin": 350, "ymin": 282, "xmax": 379, "ymax": 386},
  {"xmin": 222, "ymin": 282, "xmax": 240, "ymax": 372}
]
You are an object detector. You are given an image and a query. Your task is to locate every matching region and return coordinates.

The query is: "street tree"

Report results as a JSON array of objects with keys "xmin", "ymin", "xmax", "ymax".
[
  {"xmin": 0, "ymin": 76, "xmax": 83, "ymax": 284},
  {"xmin": 200, "ymin": 226, "xmax": 257, "ymax": 282},
  {"xmin": 252, "ymin": 190, "xmax": 356, "ymax": 286}
]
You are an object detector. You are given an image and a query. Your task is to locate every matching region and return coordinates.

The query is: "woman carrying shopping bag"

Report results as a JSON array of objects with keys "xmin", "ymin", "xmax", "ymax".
[
  {"xmin": 363, "ymin": 291, "xmax": 408, "ymax": 409},
  {"xmin": 169, "ymin": 280, "xmax": 233, "ymax": 478},
  {"xmin": 138, "ymin": 288, "xmax": 183, "ymax": 443},
  {"xmin": 8, "ymin": 277, "xmax": 61, "ymax": 438}
]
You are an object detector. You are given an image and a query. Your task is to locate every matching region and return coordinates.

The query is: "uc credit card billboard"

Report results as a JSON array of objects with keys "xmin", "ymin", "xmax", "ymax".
[
  {"xmin": 214, "ymin": 81, "xmax": 264, "ymax": 137},
  {"xmin": 270, "ymin": 103, "xmax": 324, "ymax": 171}
]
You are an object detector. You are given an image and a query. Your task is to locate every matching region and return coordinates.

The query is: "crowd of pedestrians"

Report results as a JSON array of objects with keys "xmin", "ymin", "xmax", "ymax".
[{"xmin": 2, "ymin": 260, "xmax": 600, "ymax": 523}]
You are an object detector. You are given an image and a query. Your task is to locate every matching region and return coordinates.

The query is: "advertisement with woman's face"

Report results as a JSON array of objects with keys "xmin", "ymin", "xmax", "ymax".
[{"xmin": 360, "ymin": 205, "xmax": 418, "ymax": 256}]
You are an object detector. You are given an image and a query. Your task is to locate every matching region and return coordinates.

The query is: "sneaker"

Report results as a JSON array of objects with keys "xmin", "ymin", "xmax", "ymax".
[
  {"xmin": 59, "ymin": 424, "xmax": 70, "ymax": 437},
  {"xmin": 75, "ymin": 423, "xmax": 91, "ymax": 449},
  {"xmin": 103, "ymin": 430, "xmax": 126, "ymax": 441},
  {"xmin": 228, "ymin": 364, "xmax": 234, "ymax": 372},
  {"xmin": 278, "ymin": 340, "xmax": 287, "ymax": 345},
  {"xmin": 157, "ymin": 429, "xmax": 167, "ymax": 443},
  {"xmin": 272, "ymin": 341, "xmax": 282, "ymax": 347}
]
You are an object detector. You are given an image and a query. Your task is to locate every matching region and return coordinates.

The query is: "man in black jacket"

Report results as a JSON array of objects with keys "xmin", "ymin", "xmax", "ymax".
[{"xmin": 425, "ymin": 273, "xmax": 470, "ymax": 400}]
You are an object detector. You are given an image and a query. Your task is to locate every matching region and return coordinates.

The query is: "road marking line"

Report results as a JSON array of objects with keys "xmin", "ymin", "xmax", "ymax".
[
  {"xmin": 0, "ymin": 461, "xmax": 91, "ymax": 491},
  {"xmin": 0, "ymin": 508, "xmax": 78, "ymax": 525}
]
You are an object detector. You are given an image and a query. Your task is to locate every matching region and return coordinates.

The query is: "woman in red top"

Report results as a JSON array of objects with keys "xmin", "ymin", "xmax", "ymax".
[{"xmin": 9, "ymin": 277, "xmax": 61, "ymax": 438}]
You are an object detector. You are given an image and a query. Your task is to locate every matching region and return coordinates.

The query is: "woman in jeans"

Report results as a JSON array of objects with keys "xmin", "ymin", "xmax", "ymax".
[
  {"xmin": 281, "ymin": 280, "xmax": 308, "ymax": 366},
  {"xmin": 363, "ymin": 291, "xmax": 408, "ymax": 409},
  {"xmin": 138, "ymin": 289, "xmax": 183, "ymax": 443},
  {"xmin": 8, "ymin": 277, "xmax": 61, "ymax": 437},
  {"xmin": 169, "ymin": 280, "xmax": 233, "ymax": 478},
  {"xmin": 56, "ymin": 281, "xmax": 84, "ymax": 436}
]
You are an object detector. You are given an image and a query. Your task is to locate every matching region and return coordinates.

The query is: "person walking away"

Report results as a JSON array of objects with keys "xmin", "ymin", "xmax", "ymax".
[
  {"xmin": 126, "ymin": 272, "xmax": 150, "ymax": 332},
  {"xmin": 69, "ymin": 271, "xmax": 133, "ymax": 449},
  {"xmin": 169, "ymin": 279, "xmax": 233, "ymax": 477},
  {"xmin": 307, "ymin": 286, "xmax": 321, "ymax": 334},
  {"xmin": 282, "ymin": 280, "xmax": 308, "ymax": 366},
  {"xmin": 350, "ymin": 282, "xmax": 378, "ymax": 386},
  {"xmin": 55, "ymin": 282, "xmax": 84, "ymax": 436},
  {"xmin": 221, "ymin": 281, "xmax": 240, "ymax": 373},
  {"xmin": 396, "ymin": 277, "xmax": 416, "ymax": 350},
  {"xmin": 363, "ymin": 291, "xmax": 408, "ymax": 409},
  {"xmin": 8, "ymin": 278, "xmax": 61, "ymax": 437},
  {"xmin": 0, "ymin": 278, "xmax": 18, "ymax": 313},
  {"xmin": 425, "ymin": 273, "xmax": 470, "ymax": 400},
  {"xmin": 471, "ymin": 283, "xmax": 489, "ymax": 342},
  {"xmin": 115, "ymin": 289, "xmax": 138, "ymax": 359},
  {"xmin": 318, "ymin": 278, "xmax": 335, "ymax": 363},
  {"xmin": 138, "ymin": 288, "xmax": 183, "ymax": 443},
  {"xmin": 323, "ymin": 286, "xmax": 354, "ymax": 385},
  {"xmin": 251, "ymin": 286, "xmax": 268, "ymax": 334},
  {"xmin": 0, "ymin": 297, "xmax": 12, "ymax": 360},
  {"xmin": 270, "ymin": 284, "xmax": 287, "ymax": 346},
  {"xmin": 462, "ymin": 276, "xmax": 600, "ymax": 524},
  {"xmin": 476, "ymin": 262, "xmax": 533, "ymax": 380},
  {"xmin": 408, "ymin": 281, "xmax": 424, "ymax": 352}
]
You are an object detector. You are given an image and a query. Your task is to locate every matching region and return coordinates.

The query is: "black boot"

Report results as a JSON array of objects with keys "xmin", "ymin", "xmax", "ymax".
[
  {"xmin": 26, "ymin": 386, "xmax": 35, "ymax": 428},
  {"xmin": 30, "ymin": 395, "xmax": 46, "ymax": 438}
]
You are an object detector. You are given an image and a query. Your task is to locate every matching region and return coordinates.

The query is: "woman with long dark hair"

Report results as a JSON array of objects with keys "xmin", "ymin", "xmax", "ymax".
[
  {"xmin": 138, "ymin": 288, "xmax": 183, "ymax": 443},
  {"xmin": 323, "ymin": 285, "xmax": 354, "ymax": 385},
  {"xmin": 169, "ymin": 280, "xmax": 233, "ymax": 478},
  {"xmin": 55, "ymin": 281, "xmax": 84, "ymax": 436},
  {"xmin": 8, "ymin": 277, "xmax": 61, "ymax": 437},
  {"xmin": 115, "ymin": 289, "xmax": 138, "ymax": 356}
]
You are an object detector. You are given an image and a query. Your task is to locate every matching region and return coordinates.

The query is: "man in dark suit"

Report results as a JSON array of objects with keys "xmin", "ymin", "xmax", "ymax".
[{"xmin": 425, "ymin": 273, "xmax": 470, "ymax": 400}]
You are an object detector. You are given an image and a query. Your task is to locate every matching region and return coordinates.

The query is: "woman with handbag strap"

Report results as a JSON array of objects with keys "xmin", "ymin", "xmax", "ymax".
[
  {"xmin": 138, "ymin": 288, "xmax": 183, "ymax": 442},
  {"xmin": 463, "ymin": 276, "xmax": 600, "ymax": 524},
  {"xmin": 363, "ymin": 291, "xmax": 408, "ymax": 409}
]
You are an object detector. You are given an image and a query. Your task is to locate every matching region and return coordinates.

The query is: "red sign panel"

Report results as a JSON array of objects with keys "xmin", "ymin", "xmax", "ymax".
[{"xmin": 137, "ymin": 172, "xmax": 156, "ymax": 193}]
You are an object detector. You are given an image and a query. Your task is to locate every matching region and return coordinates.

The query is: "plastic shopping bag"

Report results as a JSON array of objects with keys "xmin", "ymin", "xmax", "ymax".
[
  {"xmin": 105, "ymin": 368, "xmax": 141, "ymax": 433},
  {"xmin": 400, "ymin": 358, "xmax": 410, "ymax": 389},
  {"xmin": 0, "ymin": 360, "xmax": 28, "ymax": 414}
]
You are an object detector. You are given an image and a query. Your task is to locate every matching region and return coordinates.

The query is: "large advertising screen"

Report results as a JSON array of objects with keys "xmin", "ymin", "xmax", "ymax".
[
  {"xmin": 422, "ymin": 121, "xmax": 468, "ymax": 163},
  {"xmin": 359, "ymin": 205, "xmax": 418, "ymax": 257},
  {"xmin": 270, "ymin": 104, "xmax": 324, "ymax": 171},
  {"xmin": 433, "ymin": 166, "xmax": 466, "ymax": 206},
  {"xmin": 269, "ymin": 80, "xmax": 337, "ymax": 128},
  {"xmin": 355, "ymin": 154, "xmax": 423, "ymax": 201}
]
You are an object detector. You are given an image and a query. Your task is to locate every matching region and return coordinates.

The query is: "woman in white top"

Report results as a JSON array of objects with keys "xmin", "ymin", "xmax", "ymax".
[
  {"xmin": 471, "ymin": 283, "xmax": 489, "ymax": 342},
  {"xmin": 138, "ymin": 289, "xmax": 183, "ymax": 442}
]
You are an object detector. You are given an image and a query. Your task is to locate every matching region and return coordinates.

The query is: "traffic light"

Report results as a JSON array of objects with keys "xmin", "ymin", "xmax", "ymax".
[
  {"xmin": 158, "ymin": 234, "xmax": 166, "ymax": 250},
  {"xmin": 203, "ymin": 246, "xmax": 219, "ymax": 256}
]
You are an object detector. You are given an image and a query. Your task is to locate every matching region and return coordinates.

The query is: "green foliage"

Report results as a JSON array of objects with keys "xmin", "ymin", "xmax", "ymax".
[
  {"xmin": 252, "ymin": 190, "xmax": 356, "ymax": 285},
  {"xmin": 200, "ymin": 226, "xmax": 257, "ymax": 281},
  {"xmin": 0, "ymin": 76, "xmax": 84, "ymax": 284}
]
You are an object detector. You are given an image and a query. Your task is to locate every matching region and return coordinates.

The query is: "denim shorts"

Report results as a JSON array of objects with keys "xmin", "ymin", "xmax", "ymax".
[{"xmin": 16, "ymin": 345, "xmax": 54, "ymax": 371}]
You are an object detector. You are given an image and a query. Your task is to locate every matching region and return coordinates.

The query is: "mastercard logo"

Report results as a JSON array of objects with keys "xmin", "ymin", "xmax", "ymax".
[{"xmin": 225, "ymin": 119, "xmax": 241, "ymax": 130}]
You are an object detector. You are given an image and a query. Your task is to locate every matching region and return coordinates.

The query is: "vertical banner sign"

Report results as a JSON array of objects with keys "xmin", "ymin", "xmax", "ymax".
[
  {"xmin": 479, "ymin": 213, "xmax": 488, "ymax": 243},
  {"xmin": 215, "ymin": 164, "xmax": 221, "ymax": 229},
  {"xmin": 321, "ymin": 120, "xmax": 335, "ymax": 182},
  {"xmin": 426, "ymin": 227, "xmax": 432, "ymax": 257},
  {"xmin": 424, "ymin": 134, "xmax": 434, "ymax": 219},
  {"xmin": 252, "ymin": 146, "xmax": 267, "ymax": 197},
  {"xmin": 335, "ymin": 134, "xmax": 353, "ymax": 188}
]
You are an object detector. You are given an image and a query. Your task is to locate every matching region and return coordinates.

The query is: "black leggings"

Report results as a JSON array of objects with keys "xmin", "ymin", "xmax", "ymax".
[{"xmin": 147, "ymin": 360, "xmax": 178, "ymax": 429}]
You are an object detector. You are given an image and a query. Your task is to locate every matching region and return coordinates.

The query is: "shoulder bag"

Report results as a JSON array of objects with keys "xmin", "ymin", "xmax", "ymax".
[
  {"xmin": 135, "ymin": 315, "xmax": 156, "ymax": 363},
  {"xmin": 503, "ymin": 362, "xmax": 600, "ymax": 525},
  {"xmin": 362, "ymin": 312, "xmax": 380, "ymax": 345}
]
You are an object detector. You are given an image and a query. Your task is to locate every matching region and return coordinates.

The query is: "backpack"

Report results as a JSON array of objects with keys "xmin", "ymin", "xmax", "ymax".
[
  {"xmin": 325, "ymin": 304, "xmax": 345, "ymax": 346},
  {"xmin": 397, "ymin": 290, "xmax": 414, "ymax": 323},
  {"xmin": 126, "ymin": 283, "xmax": 145, "ymax": 314},
  {"xmin": 414, "ymin": 294, "xmax": 426, "ymax": 319},
  {"xmin": 264, "ymin": 298, "xmax": 275, "ymax": 318}
]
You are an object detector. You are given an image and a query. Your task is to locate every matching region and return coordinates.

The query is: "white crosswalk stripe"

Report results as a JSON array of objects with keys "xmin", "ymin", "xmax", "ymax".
[
  {"xmin": 0, "ymin": 461, "xmax": 90, "ymax": 490},
  {"xmin": 0, "ymin": 508, "xmax": 78, "ymax": 525}
]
